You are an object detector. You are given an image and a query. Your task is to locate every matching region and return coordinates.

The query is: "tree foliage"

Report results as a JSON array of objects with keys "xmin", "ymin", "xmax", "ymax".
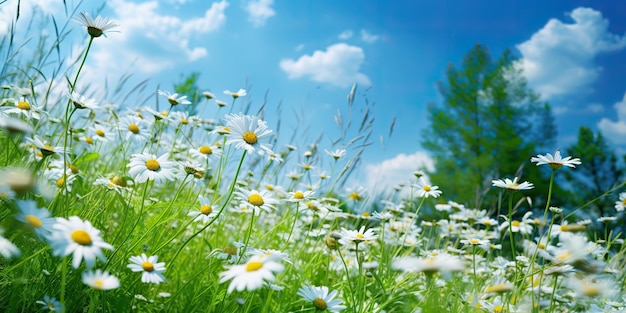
[{"xmin": 422, "ymin": 44, "xmax": 557, "ymax": 209}]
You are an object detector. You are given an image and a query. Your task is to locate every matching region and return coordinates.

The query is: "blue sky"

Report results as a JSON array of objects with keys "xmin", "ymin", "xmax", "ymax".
[{"xmin": 3, "ymin": 0, "xmax": 626, "ymax": 194}]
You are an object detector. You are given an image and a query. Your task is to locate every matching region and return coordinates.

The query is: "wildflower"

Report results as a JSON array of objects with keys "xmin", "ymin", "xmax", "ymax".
[
  {"xmin": 219, "ymin": 255, "xmax": 284, "ymax": 293},
  {"xmin": 224, "ymin": 88, "xmax": 247, "ymax": 99},
  {"xmin": 547, "ymin": 232, "xmax": 598, "ymax": 268},
  {"xmin": 47, "ymin": 216, "xmax": 114, "ymax": 268},
  {"xmin": 93, "ymin": 175, "xmax": 131, "ymax": 193},
  {"xmin": 337, "ymin": 226, "xmax": 377, "ymax": 245},
  {"xmin": 0, "ymin": 115, "xmax": 33, "ymax": 134},
  {"xmin": 0, "ymin": 230, "xmax": 20, "ymax": 259},
  {"xmin": 0, "ymin": 167, "xmax": 34, "ymax": 193},
  {"xmin": 614, "ymin": 192, "xmax": 626, "ymax": 212},
  {"xmin": 325, "ymin": 149, "xmax": 346, "ymax": 160},
  {"xmin": 287, "ymin": 190, "xmax": 314, "ymax": 203},
  {"xmin": 118, "ymin": 116, "xmax": 150, "ymax": 145},
  {"xmin": 188, "ymin": 196, "xmax": 218, "ymax": 223},
  {"xmin": 36, "ymin": 295, "xmax": 64, "ymax": 311},
  {"xmin": 82, "ymin": 269, "xmax": 120, "ymax": 290},
  {"xmin": 484, "ymin": 276, "xmax": 514, "ymax": 294},
  {"xmin": 249, "ymin": 248, "xmax": 291, "ymax": 264},
  {"xmin": 202, "ymin": 91, "xmax": 215, "ymax": 99},
  {"xmin": 460, "ymin": 238, "xmax": 490, "ymax": 246},
  {"xmin": 499, "ymin": 212, "xmax": 534, "ymax": 235},
  {"xmin": 531, "ymin": 150, "xmax": 581, "ymax": 170},
  {"xmin": 26, "ymin": 136, "xmax": 66, "ymax": 158},
  {"xmin": 223, "ymin": 113, "xmax": 273, "ymax": 156},
  {"xmin": 215, "ymin": 99, "xmax": 227, "ymax": 107},
  {"xmin": 189, "ymin": 143, "xmax": 222, "ymax": 163},
  {"xmin": 15, "ymin": 200, "xmax": 55, "ymax": 238},
  {"xmin": 127, "ymin": 153, "xmax": 179, "ymax": 184},
  {"xmin": 73, "ymin": 12, "xmax": 119, "ymax": 38},
  {"xmin": 1, "ymin": 98, "xmax": 43, "ymax": 120},
  {"xmin": 69, "ymin": 91, "xmax": 99, "ymax": 110},
  {"xmin": 234, "ymin": 187, "xmax": 279, "ymax": 213},
  {"xmin": 127, "ymin": 253, "xmax": 166, "ymax": 284},
  {"xmin": 298, "ymin": 285, "xmax": 346, "ymax": 312},
  {"xmin": 491, "ymin": 177, "xmax": 534, "ymax": 191},
  {"xmin": 158, "ymin": 90, "xmax": 191, "ymax": 106},
  {"xmin": 89, "ymin": 123, "xmax": 116, "ymax": 143},
  {"xmin": 413, "ymin": 178, "xmax": 442, "ymax": 198}
]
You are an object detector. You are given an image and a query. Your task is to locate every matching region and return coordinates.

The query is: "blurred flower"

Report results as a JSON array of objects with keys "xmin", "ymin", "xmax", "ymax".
[
  {"xmin": 338, "ymin": 226, "xmax": 376, "ymax": 245},
  {"xmin": 392, "ymin": 253, "xmax": 464, "ymax": 278},
  {"xmin": 158, "ymin": 90, "xmax": 191, "ymax": 106},
  {"xmin": 69, "ymin": 91, "xmax": 99, "ymax": 110},
  {"xmin": 202, "ymin": 91, "xmax": 215, "ymax": 99},
  {"xmin": 491, "ymin": 177, "xmax": 534, "ymax": 191},
  {"xmin": 35, "ymin": 295, "xmax": 64, "ymax": 312},
  {"xmin": 73, "ymin": 12, "xmax": 119, "ymax": 38},
  {"xmin": 531, "ymin": 150, "xmax": 581, "ymax": 170},
  {"xmin": 298, "ymin": 285, "xmax": 346, "ymax": 312},
  {"xmin": 324, "ymin": 149, "xmax": 346, "ymax": 160},
  {"xmin": 219, "ymin": 255, "xmax": 284, "ymax": 293},
  {"xmin": 82, "ymin": 269, "xmax": 120, "ymax": 290},
  {"xmin": 224, "ymin": 88, "xmax": 247, "ymax": 99},
  {"xmin": 615, "ymin": 192, "xmax": 626, "ymax": 212},
  {"xmin": 15, "ymin": 200, "xmax": 55, "ymax": 238},
  {"xmin": 0, "ymin": 230, "xmax": 20, "ymax": 259},
  {"xmin": 413, "ymin": 177, "xmax": 442, "ymax": 198},
  {"xmin": 127, "ymin": 253, "xmax": 166, "ymax": 284}
]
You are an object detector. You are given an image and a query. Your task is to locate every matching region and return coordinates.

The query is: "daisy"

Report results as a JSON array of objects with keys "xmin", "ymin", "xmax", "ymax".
[
  {"xmin": 0, "ymin": 115, "xmax": 33, "ymax": 134},
  {"xmin": 158, "ymin": 90, "xmax": 191, "ymax": 106},
  {"xmin": 15, "ymin": 200, "xmax": 55, "ymax": 238},
  {"xmin": 234, "ymin": 187, "xmax": 280, "ymax": 214},
  {"xmin": 118, "ymin": 116, "xmax": 151, "ymax": 145},
  {"xmin": 614, "ymin": 192, "xmax": 626, "ymax": 212},
  {"xmin": 189, "ymin": 143, "xmax": 223, "ymax": 163},
  {"xmin": 188, "ymin": 196, "xmax": 218, "ymax": 223},
  {"xmin": 82, "ymin": 269, "xmax": 120, "ymax": 290},
  {"xmin": 224, "ymin": 88, "xmax": 247, "ymax": 99},
  {"xmin": 89, "ymin": 122, "xmax": 116, "ymax": 143},
  {"xmin": 325, "ymin": 149, "xmax": 346, "ymax": 160},
  {"xmin": 460, "ymin": 238, "xmax": 490, "ymax": 246},
  {"xmin": 391, "ymin": 253, "xmax": 465, "ymax": 278},
  {"xmin": 491, "ymin": 177, "xmax": 534, "ymax": 191},
  {"xmin": 531, "ymin": 150, "xmax": 581, "ymax": 170},
  {"xmin": 215, "ymin": 99, "xmax": 227, "ymax": 107},
  {"xmin": 1, "ymin": 98, "xmax": 43, "ymax": 120},
  {"xmin": 69, "ymin": 91, "xmax": 99, "ymax": 110},
  {"xmin": 0, "ymin": 230, "xmax": 20, "ymax": 259},
  {"xmin": 219, "ymin": 255, "xmax": 284, "ymax": 293},
  {"xmin": 47, "ymin": 216, "xmax": 114, "ymax": 268},
  {"xmin": 337, "ymin": 226, "xmax": 377, "ymax": 245},
  {"xmin": 202, "ymin": 91, "xmax": 215, "ymax": 99},
  {"xmin": 286, "ymin": 190, "xmax": 314, "ymax": 203},
  {"xmin": 127, "ymin": 253, "xmax": 166, "ymax": 284},
  {"xmin": 223, "ymin": 113, "xmax": 274, "ymax": 156},
  {"xmin": 127, "ymin": 153, "xmax": 179, "ymax": 184},
  {"xmin": 26, "ymin": 136, "xmax": 66, "ymax": 158},
  {"xmin": 73, "ymin": 12, "xmax": 119, "ymax": 38},
  {"xmin": 93, "ymin": 175, "xmax": 131, "ymax": 193},
  {"xmin": 36, "ymin": 295, "xmax": 64, "ymax": 311},
  {"xmin": 413, "ymin": 177, "xmax": 442, "ymax": 198},
  {"xmin": 298, "ymin": 285, "xmax": 346, "ymax": 312}
]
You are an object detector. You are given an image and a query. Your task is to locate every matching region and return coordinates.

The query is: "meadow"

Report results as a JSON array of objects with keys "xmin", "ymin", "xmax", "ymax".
[{"xmin": 1, "ymin": 7, "xmax": 626, "ymax": 313}]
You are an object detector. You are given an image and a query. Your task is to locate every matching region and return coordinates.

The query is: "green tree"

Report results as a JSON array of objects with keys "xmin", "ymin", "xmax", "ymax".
[
  {"xmin": 422, "ymin": 44, "xmax": 556, "ymax": 209},
  {"xmin": 564, "ymin": 126, "xmax": 625, "ymax": 217}
]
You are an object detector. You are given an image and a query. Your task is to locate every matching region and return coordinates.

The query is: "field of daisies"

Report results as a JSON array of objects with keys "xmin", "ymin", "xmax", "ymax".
[{"xmin": 2, "ymin": 9, "xmax": 626, "ymax": 313}]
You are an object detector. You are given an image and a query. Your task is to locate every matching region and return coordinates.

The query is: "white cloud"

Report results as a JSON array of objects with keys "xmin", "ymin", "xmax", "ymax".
[
  {"xmin": 78, "ymin": 0, "xmax": 227, "ymax": 90},
  {"xmin": 279, "ymin": 43, "xmax": 371, "ymax": 88},
  {"xmin": 516, "ymin": 7, "xmax": 626, "ymax": 100},
  {"xmin": 338, "ymin": 30, "xmax": 353, "ymax": 40},
  {"xmin": 598, "ymin": 92, "xmax": 626, "ymax": 144},
  {"xmin": 0, "ymin": 0, "xmax": 58, "ymax": 36},
  {"xmin": 362, "ymin": 151, "xmax": 435, "ymax": 195},
  {"xmin": 360, "ymin": 29, "xmax": 379, "ymax": 43},
  {"xmin": 244, "ymin": 0, "xmax": 275, "ymax": 27}
]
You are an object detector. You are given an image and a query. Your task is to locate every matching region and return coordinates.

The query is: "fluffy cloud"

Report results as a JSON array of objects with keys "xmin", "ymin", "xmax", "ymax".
[
  {"xmin": 598, "ymin": 92, "xmax": 626, "ymax": 144},
  {"xmin": 279, "ymin": 43, "xmax": 371, "ymax": 88},
  {"xmin": 244, "ymin": 0, "xmax": 275, "ymax": 27},
  {"xmin": 516, "ymin": 7, "xmax": 626, "ymax": 100},
  {"xmin": 360, "ymin": 29, "xmax": 379, "ymax": 43},
  {"xmin": 0, "ymin": 0, "xmax": 58, "ymax": 36},
  {"xmin": 338, "ymin": 30, "xmax": 353, "ymax": 40},
  {"xmin": 362, "ymin": 151, "xmax": 435, "ymax": 195}
]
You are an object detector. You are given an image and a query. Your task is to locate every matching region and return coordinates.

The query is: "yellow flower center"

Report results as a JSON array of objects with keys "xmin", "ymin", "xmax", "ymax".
[
  {"xmin": 231, "ymin": 93, "xmax": 239, "ymax": 98},
  {"xmin": 224, "ymin": 247, "xmax": 237, "ymax": 256},
  {"xmin": 538, "ymin": 243, "xmax": 546, "ymax": 249},
  {"xmin": 556, "ymin": 252, "xmax": 569, "ymax": 262},
  {"xmin": 469, "ymin": 238, "xmax": 480, "ymax": 245},
  {"xmin": 181, "ymin": 118, "xmax": 188, "ymax": 124},
  {"xmin": 24, "ymin": 215, "xmax": 42, "ymax": 228},
  {"xmin": 110, "ymin": 176, "xmax": 127, "ymax": 187},
  {"xmin": 242, "ymin": 131, "xmax": 258, "ymax": 145},
  {"xmin": 56, "ymin": 177, "xmax": 65, "ymax": 188},
  {"xmin": 69, "ymin": 164, "xmax": 79, "ymax": 174},
  {"xmin": 248, "ymin": 193, "xmax": 264, "ymax": 207},
  {"xmin": 356, "ymin": 233, "xmax": 364, "ymax": 239},
  {"xmin": 313, "ymin": 298, "xmax": 328, "ymax": 310},
  {"xmin": 41, "ymin": 145, "xmax": 55, "ymax": 156},
  {"xmin": 348, "ymin": 192, "xmax": 362, "ymax": 201},
  {"xmin": 493, "ymin": 305, "xmax": 503, "ymax": 313},
  {"xmin": 303, "ymin": 164, "xmax": 312, "ymax": 170},
  {"xmin": 96, "ymin": 129, "xmax": 105, "ymax": 137},
  {"xmin": 199, "ymin": 146, "xmax": 213, "ymax": 155},
  {"xmin": 362, "ymin": 212, "xmax": 370, "ymax": 217},
  {"xmin": 246, "ymin": 261, "xmax": 263, "ymax": 272},
  {"xmin": 511, "ymin": 221, "xmax": 520, "ymax": 227},
  {"xmin": 200, "ymin": 205, "xmax": 213, "ymax": 215},
  {"xmin": 71, "ymin": 230, "xmax": 92, "ymax": 245},
  {"xmin": 128, "ymin": 123, "xmax": 140, "ymax": 134},
  {"xmin": 141, "ymin": 261, "xmax": 154, "ymax": 272},
  {"xmin": 423, "ymin": 185, "xmax": 431, "ymax": 192},
  {"xmin": 17, "ymin": 101, "xmax": 31, "ymax": 110},
  {"xmin": 582, "ymin": 284, "xmax": 600, "ymax": 297},
  {"xmin": 85, "ymin": 137, "xmax": 94, "ymax": 144},
  {"xmin": 145, "ymin": 159, "xmax": 161, "ymax": 171},
  {"xmin": 293, "ymin": 191, "xmax": 304, "ymax": 199},
  {"xmin": 486, "ymin": 283, "xmax": 513, "ymax": 293}
]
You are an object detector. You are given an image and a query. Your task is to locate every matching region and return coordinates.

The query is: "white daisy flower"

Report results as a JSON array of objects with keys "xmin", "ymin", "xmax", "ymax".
[
  {"xmin": 286, "ymin": 190, "xmax": 314, "ymax": 203},
  {"xmin": 223, "ymin": 113, "xmax": 273, "ymax": 156},
  {"xmin": 0, "ymin": 230, "xmax": 20, "ymax": 259},
  {"xmin": 1, "ymin": 98, "xmax": 44, "ymax": 120},
  {"xmin": 297, "ymin": 285, "xmax": 346, "ymax": 312},
  {"xmin": 118, "ymin": 116, "xmax": 151, "ymax": 145},
  {"xmin": 614, "ymin": 192, "xmax": 626, "ymax": 212},
  {"xmin": 391, "ymin": 253, "xmax": 465, "ymax": 278},
  {"xmin": 202, "ymin": 91, "xmax": 215, "ymax": 99},
  {"xmin": 234, "ymin": 187, "xmax": 280, "ymax": 214},
  {"xmin": 69, "ymin": 91, "xmax": 99, "ymax": 110},
  {"xmin": 35, "ymin": 295, "xmax": 64, "ymax": 311},
  {"xmin": 189, "ymin": 143, "xmax": 222, "ymax": 164},
  {"xmin": 127, "ymin": 253, "xmax": 166, "ymax": 284},
  {"xmin": 82, "ymin": 269, "xmax": 120, "ymax": 290},
  {"xmin": 73, "ymin": 12, "xmax": 119, "ymax": 38},
  {"xmin": 413, "ymin": 177, "xmax": 443, "ymax": 198},
  {"xmin": 158, "ymin": 90, "xmax": 191, "ymax": 106},
  {"xmin": 491, "ymin": 177, "xmax": 534, "ymax": 191},
  {"xmin": 324, "ymin": 149, "xmax": 346, "ymax": 160},
  {"xmin": 47, "ymin": 216, "xmax": 114, "ymax": 268},
  {"xmin": 337, "ymin": 226, "xmax": 377, "ymax": 245},
  {"xmin": 224, "ymin": 88, "xmax": 247, "ymax": 99},
  {"xmin": 127, "ymin": 153, "xmax": 179, "ymax": 184},
  {"xmin": 188, "ymin": 196, "xmax": 218, "ymax": 223},
  {"xmin": 15, "ymin": 200, "xmax": 55, "ymax": 238},
  {"xmin": 531, "ymin": 150, "xmax": 581, "ymax": 170},
  {"xmin": 219, "ymin": 255, "xmax": 284, "ymax": 293}
]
